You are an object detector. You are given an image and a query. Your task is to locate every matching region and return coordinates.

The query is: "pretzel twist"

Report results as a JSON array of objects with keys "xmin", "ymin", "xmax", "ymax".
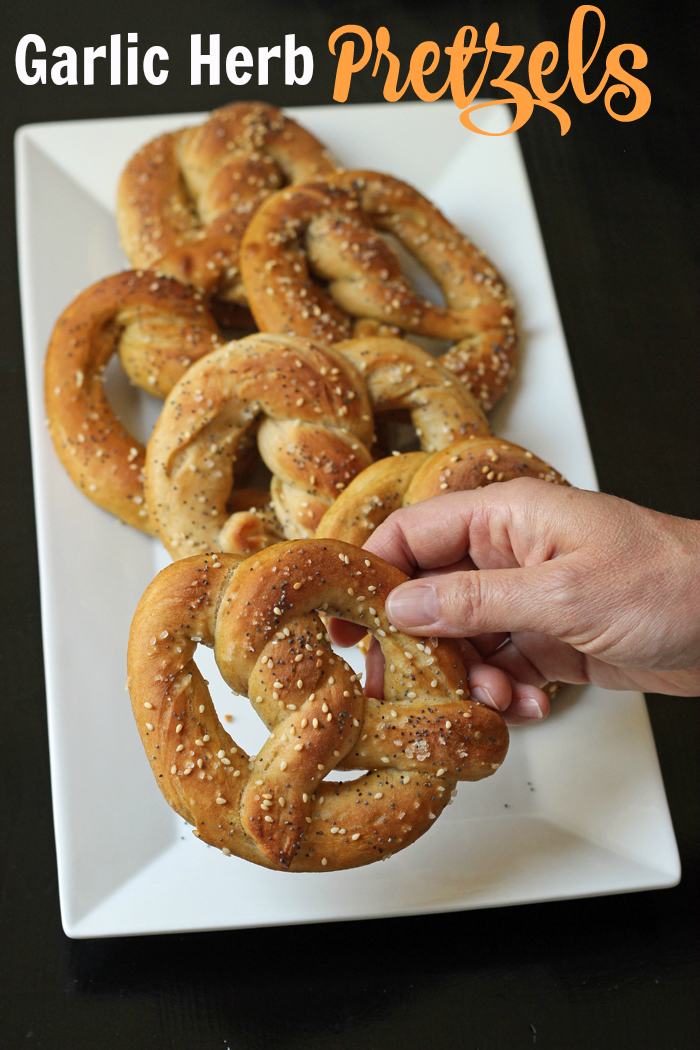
[
  {"xmin": 44, "ymin": 271, "xmax": 222, "ymax": 532},
  {"xmin": 240, "ymin": 170, "xmax": 517, "ymax": 409},
  {"xmin": 144, "ymin": 334, "xmax": 375, "ymax": 559},
  {"xmin": 128, "ymin": 539, "xmax": 508, "ymax": 871},
  {"xmin": 337, "ymin": 336, "xmax": 491, "ymax": 451},
  {"xmin": 317, "ymin": 437, "xmax": 567, "ymax": 548},
  {"xmin": 117, "ymin": 102, "xmax": 337, "ymax": 306}
]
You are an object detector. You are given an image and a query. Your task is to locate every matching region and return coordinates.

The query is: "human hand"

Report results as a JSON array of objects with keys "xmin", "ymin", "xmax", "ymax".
[{"xmin": 330, "ymin": 479, "xmax": 700, "ymax": 723}]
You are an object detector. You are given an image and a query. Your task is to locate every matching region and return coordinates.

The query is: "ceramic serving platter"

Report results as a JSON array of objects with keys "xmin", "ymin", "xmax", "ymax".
[{"xmin": 15, "ymin": 100, "xmax": 680, "ymax": 938}]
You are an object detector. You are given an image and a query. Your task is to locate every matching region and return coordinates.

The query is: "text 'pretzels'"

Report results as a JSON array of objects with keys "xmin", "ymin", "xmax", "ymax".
[
  {"xmin": 127, "ymin": 539, "xmax": 508, "ymax": 871},
  {"xmin": 145, "ymin": 334, "xmax": 375, "ymax": 559},
  {"xmin": 117, "ymin": 102, "xmax": 337, "ymax": 306},
  {"xmin": 240, "ymin": 170, "xmax": 517, "ymax": 410},
  {"xmin": 45, "ymin": 271, "xmax": 222, "ymax": 532}
]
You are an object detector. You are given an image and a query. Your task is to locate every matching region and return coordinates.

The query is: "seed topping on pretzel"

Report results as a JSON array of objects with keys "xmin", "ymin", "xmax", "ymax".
[
  {"xmin": 127, "ymin": 539, "xmax": 508, "ymax": 871},
  {"xmin": 117, "ymin": 101, "xmax": 337, "ymax": 306},
  {"xmin": 240, "ymin": 170, "xmax": 517, "ymax": 409}
]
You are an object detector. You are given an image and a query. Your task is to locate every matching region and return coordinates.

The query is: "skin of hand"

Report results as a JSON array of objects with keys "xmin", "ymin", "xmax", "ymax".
[{"xmin": 330, "ymin": 478, "xmax": 700, "ymax": 725}]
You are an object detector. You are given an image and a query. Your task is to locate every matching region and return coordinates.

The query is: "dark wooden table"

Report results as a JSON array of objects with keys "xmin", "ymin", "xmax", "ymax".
[{"xmin": 1, "ymin": 2, "xmax": 698, "ymax": 1047}]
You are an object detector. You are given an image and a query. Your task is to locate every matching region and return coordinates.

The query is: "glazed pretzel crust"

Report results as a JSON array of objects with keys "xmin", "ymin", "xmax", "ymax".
[
  {"xmin": 44, "ymin": 271, "xmax": 222, "ymax": 532},
  {"xmin": 144, "ymin": 334, "xmax": 375, "ymax": 559},
  {"xmin": 240, "ymin": 170, "xmax": 517, "ymax": 409},
  {"xmin": 117, "ymin": 102, "xmax": 337, "ymax": 305},
  {"xmin": 127, "ymin": 539, "xmax": 508, "ymax": 871}
]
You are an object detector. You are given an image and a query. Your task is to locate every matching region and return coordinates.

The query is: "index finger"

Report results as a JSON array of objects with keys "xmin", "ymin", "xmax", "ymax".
[{"xmin": 362, "ymin": 489, "xmax": 489, "ymax": 573}]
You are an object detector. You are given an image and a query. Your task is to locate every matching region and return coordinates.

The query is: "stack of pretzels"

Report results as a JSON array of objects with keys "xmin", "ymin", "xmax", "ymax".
[{"xmin": 44, "ymin": 100, "xmax": 564, "ymax": 873}]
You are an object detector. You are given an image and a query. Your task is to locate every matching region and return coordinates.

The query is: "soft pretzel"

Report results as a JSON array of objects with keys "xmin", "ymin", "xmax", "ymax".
[
  {"xmin": 127, "ymin": 538, "xmax": 508, "ymax": 871},
  {"xmin": 144, "ymin": 334, "xmax": 375, "ymax": 559},
  {"xmin": 44, "ymin": 271, "xmax": 222, "ymax": 532},
  {"xmin": 117, "ymin": 102, "xmax": 337, "ymax": 308},
  {"xmin": 317, "ymin": 437, "xmax": 567, "ymax": 548},
  {"xmin": 337, "ymin": 336, "xmax": 491, "ymax": 451},
  {"xmin": 240, "ymin": 170, "xmax": 516, "ymax": 410}
]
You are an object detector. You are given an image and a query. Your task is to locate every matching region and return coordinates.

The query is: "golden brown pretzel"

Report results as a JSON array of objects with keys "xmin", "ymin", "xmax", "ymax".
[
  {"xmin": 127, "ymin": 539, "xmax": 508, "ymax": 871},
  {"xmin": 316, "ymin": 437, "xmax": 567, "ymax": 548},
  {"xmin": 44, "ymin": 271, "xmax": 222, "ymax": 532},
  {"xmin": 144, "ymin": 334, "xmax": 375, "ymax": 559},
  {"xmin": 240, "ymin": 170, "xmax": 517, "ymax": 409},
  {"xmin": 117, "ymin": 102, "xmax": 337, "ymax": 307},
  {"xmin": 337, "ymin": 336, "xmax": 491, "ymax": 451}
]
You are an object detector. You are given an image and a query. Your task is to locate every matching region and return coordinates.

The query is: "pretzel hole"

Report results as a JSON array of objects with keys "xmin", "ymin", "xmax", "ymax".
[
  {"xmin": 378, "ymin": 230, "xmax": 447, "ymax": 311},
  {"xmin": 100, "ymin": 352, "xmax": 163, "ymax": 446},
  {"xmin": 374, "ymin": 232, "xmax": 455, "ymax": 357},
  {"xmin": 374, "ymin": 410, "xmax": 422, "ymax": 456}
]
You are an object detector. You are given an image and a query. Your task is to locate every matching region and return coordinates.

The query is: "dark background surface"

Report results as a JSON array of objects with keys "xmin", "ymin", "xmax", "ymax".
[{"xmin": 1, "ymin": 1, "xmax": 698, "ymax": 1047}]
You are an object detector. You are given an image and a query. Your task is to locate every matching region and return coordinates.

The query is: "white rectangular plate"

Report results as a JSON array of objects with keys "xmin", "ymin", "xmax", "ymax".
[{"xmin": 16, "ymin": 100, "xmax": 679, "ymax": 938}]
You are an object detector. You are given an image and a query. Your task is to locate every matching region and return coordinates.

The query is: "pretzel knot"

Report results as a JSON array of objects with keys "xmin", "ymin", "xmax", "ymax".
[
  {"xmin": 44, "ymin": 271, "xmax": 222, "ymax": 532},
  {"xmin": 117, "ymin": 102, "xmax": 337, "ymax": 307},
  {"xmin": 317, "ymin": 437, "xmax": 567, "ymax": 548},
  {"xmin": 127, "ymin": 539, "xmax": 508, "ymax": 871},
  {"xmin": 240, "ymin": 170, "xmax": 517, "ymax": 410},
  {"xmin": 144, "ymin": 334, "xmax": 375, "ymax": 560}
]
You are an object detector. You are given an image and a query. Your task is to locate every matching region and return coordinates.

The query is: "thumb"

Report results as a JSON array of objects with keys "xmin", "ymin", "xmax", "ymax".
[{"xmin": 385, "ymin": 565, "xmax": 565, "ymax": 638}]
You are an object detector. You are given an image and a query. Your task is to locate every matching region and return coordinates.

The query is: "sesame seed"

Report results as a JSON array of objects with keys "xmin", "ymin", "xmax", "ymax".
[
  {"xmin": 216, "ymin": 797, "xmax": 227, "ymax": 805},
  {"xmin": 170, "ymin": 765, "xmax": 177, "ymax": 774},
  {"xmin": 293, "ymin": 581, "xmax": 302, "ymax": 590},
  {"xmin": 222, "ymin": 848, "xmax": 231, "ymax": 857},
  {"xmin": 445, "ymin": 720, "xmax": 452, "ymax": 729},
  {"xmin": 381, "ymin": 757, "xmax": 390, "ymax": 764},
  {"xmin": 351, "ymin": 833, "xmax": 360, "ymax": 841},
  {"xmin": 143, "ymin": 702, "xmax": 153, "ymax": 710},
  {"xmin": 175, "ymin": 724, "xmax": 183, "ymax": 734},
  {"xmin": 374, "ymin": 792, "xmax": 383, "ymax": 799},
  {"xmin": 280, "ymin": 760, "xmax": 288, "ymax": 771},
  {"xmin": 321, "ymin": 858, "xmax": 328, "ymax": 866},
  {"xmin": 455, "ymin": 688, "xmax": 464, "ymax": 696},
  {"xmin": 273, "ymin": 606, "xmax": 282, "ymax": 616},
  {"xmin": 437, "ymin": 768, "xmax": 446, "ymax": 777}
]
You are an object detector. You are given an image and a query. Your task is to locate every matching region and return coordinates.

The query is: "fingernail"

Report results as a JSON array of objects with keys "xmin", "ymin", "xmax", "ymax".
[
  {"xmin": 386, "ymin": 583, "xmax": 438, "ymax": 628},
  {"xmin": 470, "ymin": 686, "xmax": 498, "ymax": 709},
  {"xmin": 518, "ymin": 697, "xmax": 544, "ymax": 720}
]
